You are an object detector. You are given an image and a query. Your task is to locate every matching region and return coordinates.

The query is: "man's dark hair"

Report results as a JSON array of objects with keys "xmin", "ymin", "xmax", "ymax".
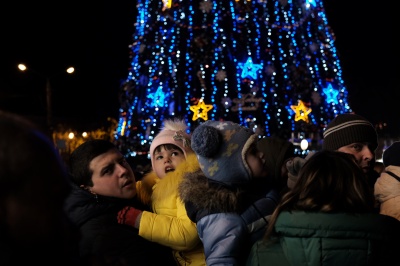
[{"xmin": 69, "ymin": 139, "xmax": 117, "ymax": 186}]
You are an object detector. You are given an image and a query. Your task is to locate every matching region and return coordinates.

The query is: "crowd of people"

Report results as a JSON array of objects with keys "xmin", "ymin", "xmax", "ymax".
[{"xmin": 2, "ymin": 110, "xmax": 400, "ymax": 266}]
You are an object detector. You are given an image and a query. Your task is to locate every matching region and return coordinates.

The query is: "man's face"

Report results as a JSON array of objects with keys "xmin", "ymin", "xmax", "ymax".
[
  {"xmin": 337, "ymin": 142, "xmax": 375, "ymax": 173},
  {"xmin": 89, "ymin": 149, "xmax": 137, "ymax": 199}
]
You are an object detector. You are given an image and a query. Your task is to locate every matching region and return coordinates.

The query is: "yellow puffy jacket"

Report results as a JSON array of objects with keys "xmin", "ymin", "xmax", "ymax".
[{"xmin": 136, "ymin": 153, "xmax": 206, "ymax": 266}]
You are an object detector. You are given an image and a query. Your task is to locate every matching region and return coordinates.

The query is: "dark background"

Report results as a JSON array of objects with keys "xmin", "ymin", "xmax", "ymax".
[{"xmin": 1, "ymin": 1, "xmax": 398, "ymax": 134}]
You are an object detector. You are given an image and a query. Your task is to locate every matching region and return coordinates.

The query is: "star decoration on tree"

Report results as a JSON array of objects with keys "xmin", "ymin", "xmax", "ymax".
[
  {"xmin": 221, "ymin": 97, "xmax": 232, "ymax": 108},
  {"xmin": 306, "ymin": 0, "xmax": 316, "ymax": 8},
  {"xmin": 238, "ymin": 57, "xmax": 263, "ymax": 80},
  {"xmin": 147, "ymin": 87, "xmax": 168, "ymax": 107},
  {"xmin": 190, "ymin": 98, "xmax": 213, "ymax": 121},
  {"xmin": 323, "ymin": 84, "xmax": 339, "ymax": 104},
  {"xmin": 215, "ymin": 70, "xmax": 227, "ymax": 81},
  {"xmin": 290, "ymin": 100, "xmax": 312, "ymax": 123},
  {"xmin": 162, "ymin": 0, "xmax": 172, "ymax": 10}
]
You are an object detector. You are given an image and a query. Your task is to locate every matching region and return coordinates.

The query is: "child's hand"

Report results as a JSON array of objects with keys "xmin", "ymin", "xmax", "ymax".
[{"xmin": 117, "ymin": 206, "xmax": 142, "ymax": 228}]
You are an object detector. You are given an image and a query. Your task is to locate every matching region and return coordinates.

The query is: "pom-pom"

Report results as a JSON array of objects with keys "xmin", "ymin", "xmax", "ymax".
[{"xmin": 191, "ymin": 125, "xmax": 222, "ymax": 157}]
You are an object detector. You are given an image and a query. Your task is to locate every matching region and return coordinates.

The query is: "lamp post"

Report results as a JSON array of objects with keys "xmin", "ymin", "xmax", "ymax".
[{"xmin": 17, "ymin": 63, "xmax": 75, "ymax": 130}]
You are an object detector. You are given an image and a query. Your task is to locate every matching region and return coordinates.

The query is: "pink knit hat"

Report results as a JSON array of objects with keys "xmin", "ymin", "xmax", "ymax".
[{"xmin": 149, "ymin": 119, "xmax": 193, "ymax": 170}]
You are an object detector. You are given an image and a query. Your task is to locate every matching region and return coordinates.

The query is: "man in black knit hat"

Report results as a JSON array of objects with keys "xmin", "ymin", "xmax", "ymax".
[
  {"xmin": 287, "ymin": 113, "xmax": 379, "ymax": 190},
  {"xmin": 323, "ymin": 113, "xmax": 378, "ymax": 173}
]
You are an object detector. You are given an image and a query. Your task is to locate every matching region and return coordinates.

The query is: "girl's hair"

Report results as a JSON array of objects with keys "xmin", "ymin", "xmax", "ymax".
[
  {"xmin": 153, "ymin": 143, "xmax": 183, "ymax": 154},
  {"xmin": 264, "ymin": 150, "xmax": 375, "ymax": 240}
]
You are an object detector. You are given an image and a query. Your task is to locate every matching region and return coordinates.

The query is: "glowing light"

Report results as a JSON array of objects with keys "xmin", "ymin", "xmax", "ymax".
[
  {"xmin": 300, "ymin": 139, "xmax": 309, "ymax": 150},
  {"xmin": 238, "ymin": 57, "xmax": 263, "ymax": 80},
  {"xmin": 291, "ymin": 100, "xmax": 312, "ymax": 123},
  {"xmin": 323, "ymin": 84, "xmax": 339, "ymax": 104},
  {"xmin": 189, "ymin": 98, "xmax": 213, "ymax": 121}
]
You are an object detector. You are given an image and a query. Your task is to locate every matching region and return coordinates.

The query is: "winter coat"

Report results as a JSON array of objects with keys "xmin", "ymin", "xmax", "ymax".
[
  {"xmin": 64, "ymin": 184, "xmax": 176, "ymax": 266},
  {"xmin": 246, "ymin": 211, "xmax": 400, "ymax": 266},
  {"xmin": 179, "ymin": 171, "xmax": 279, "ymax": 266},
  {"xmin": 137, "ymin": 153, "xmax": 206, "ymax": 266},
  {"xmin": 374, "ymin": 165, "xmax": 400, "ymax": 220}
]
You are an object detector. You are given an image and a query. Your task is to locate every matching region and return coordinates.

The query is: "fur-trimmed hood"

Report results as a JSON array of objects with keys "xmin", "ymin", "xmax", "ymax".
[
  {"xmin": 179, "ymin": 170, "xmax": 249, "ymax": 213},
  {"xmin": 137, "ymin": 152, "xmax": 200, "ymax": 206},
  {"xmin": 136, "ymin": 170, "xmax": 158, "ymax": 206}
]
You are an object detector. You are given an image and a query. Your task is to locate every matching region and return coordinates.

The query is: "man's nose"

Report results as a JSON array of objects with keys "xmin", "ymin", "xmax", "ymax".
[
  {"xmin": 363, "ymin": 148, "xmax": 374, "ymax": 161},
  {"xmin": 117, "ymin": 163, "xmax": 128, "ymax": 176}
]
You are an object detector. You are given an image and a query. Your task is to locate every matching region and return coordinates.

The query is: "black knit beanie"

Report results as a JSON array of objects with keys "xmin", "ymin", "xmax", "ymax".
[
  {"xmin": 383, "ymin": 142, "xmax": 400, "ymax": 167},
  {"xmin": 322, "ymin": 113, "xmax": 378, "ymax": 151}
]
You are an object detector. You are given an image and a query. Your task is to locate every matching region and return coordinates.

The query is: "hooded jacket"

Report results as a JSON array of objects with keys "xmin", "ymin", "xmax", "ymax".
[
  {"xmin": 64, "ymin": 184, "xmax": 175, "ymax": 266},
  {"xmin": 136, "ymin": 152, "xmax": 206, "ymax": 266},
  {"xmin": 246, "ymin": 211, "xmax": 400, "ymax": 266},
  {"xmin": 374, "ymin": 165, "xmax": 400, "ymax": 220},
  {"xmin": 179, "ymin": 171, "xmax": 279, "ymax": 265}
]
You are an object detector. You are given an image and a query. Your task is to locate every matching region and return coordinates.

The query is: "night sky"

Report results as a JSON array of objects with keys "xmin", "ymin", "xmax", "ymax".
[{"xmin": 1, "ymin": 1, "xmax": 398, "ymax": 134}]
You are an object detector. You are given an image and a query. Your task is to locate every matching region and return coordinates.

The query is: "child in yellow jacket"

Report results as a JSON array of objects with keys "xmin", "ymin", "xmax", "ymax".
[{"xmin": 117, "ymin": 119, "xmax": 206, "ymax": 266}]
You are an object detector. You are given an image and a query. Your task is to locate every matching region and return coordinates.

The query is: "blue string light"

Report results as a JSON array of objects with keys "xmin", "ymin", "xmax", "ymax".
[{"xmin": 116, "ymin": 0, "xmax": 352, "ymax": 156}]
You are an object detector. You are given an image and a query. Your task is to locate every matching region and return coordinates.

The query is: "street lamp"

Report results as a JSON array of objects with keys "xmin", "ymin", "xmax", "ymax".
[{"xmin": 17, "ymin": 63, "xmax": 75, "ymax": 130}]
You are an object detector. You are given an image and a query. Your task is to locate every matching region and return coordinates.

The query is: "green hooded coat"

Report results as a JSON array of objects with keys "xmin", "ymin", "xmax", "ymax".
[{"xmin": 247, "ymin": 211, "xmax": 400, "ymax": 266}]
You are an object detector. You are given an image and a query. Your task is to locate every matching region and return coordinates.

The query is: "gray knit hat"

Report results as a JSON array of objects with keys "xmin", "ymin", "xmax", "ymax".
[
  {"xmin": 322, "ymin": 113, "xmax": 378, "ymax": 151},
  {"xmin": 191, "ymin": 120, "xmax": 257, "ymax": 185}
]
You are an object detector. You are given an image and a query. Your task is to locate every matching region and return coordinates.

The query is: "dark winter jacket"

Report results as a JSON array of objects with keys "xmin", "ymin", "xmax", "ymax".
[
  {"xmin": 246, "ymin": 211, "xmax": 400, "ymax": 266},
  {"xmin": 64, "ymin": 184, "xmax": 176, "ymax": 266},
  {"xmin": 179, "ymin": 171, "xmax": 279, "ymax": 265}
]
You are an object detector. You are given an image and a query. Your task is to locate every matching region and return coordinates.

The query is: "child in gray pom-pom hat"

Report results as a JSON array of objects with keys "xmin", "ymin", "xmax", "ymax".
[
  {"xmin": 178, "ymin": 120, "xmax": 279, "ymax": 266},
  {"xmin": 190, "ymin": 120, "xmax": 260, "ymax": 185}
]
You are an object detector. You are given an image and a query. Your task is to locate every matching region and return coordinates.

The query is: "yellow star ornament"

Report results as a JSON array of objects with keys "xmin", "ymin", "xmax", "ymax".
[
  {"xmin": 190, "ymin": 99, "xmax": 213, "ymax": 121},
  {"xmin": 291, "ymin": 100, "xmax": 312, "ymax": 123}
]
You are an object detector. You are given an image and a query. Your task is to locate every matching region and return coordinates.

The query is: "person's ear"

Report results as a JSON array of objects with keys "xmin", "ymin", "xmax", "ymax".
[{"xmin": 80, "ymin": 185, "xmax": 93, "ymax": 193}]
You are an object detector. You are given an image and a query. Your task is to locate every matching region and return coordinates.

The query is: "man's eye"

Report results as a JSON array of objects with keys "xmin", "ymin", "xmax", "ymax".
[
  {"xmin": 352, "ymin": 144, "xmax": 362, "ymax": 150},
  {"xmin": 103, "ymin": 167, "xmax": 113, "ymax": 175}
]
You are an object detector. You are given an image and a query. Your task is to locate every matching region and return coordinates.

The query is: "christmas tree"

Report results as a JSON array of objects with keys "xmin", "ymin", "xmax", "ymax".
[{"xmin": 115, "ymin": 0, "xmax": 352, "ymax": 157}]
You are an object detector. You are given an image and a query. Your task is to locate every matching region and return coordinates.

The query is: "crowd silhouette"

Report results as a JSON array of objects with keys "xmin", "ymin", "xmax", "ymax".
[{"xmin": 2, "ymin": 111, "xmax": 399, "ymax": 266}]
